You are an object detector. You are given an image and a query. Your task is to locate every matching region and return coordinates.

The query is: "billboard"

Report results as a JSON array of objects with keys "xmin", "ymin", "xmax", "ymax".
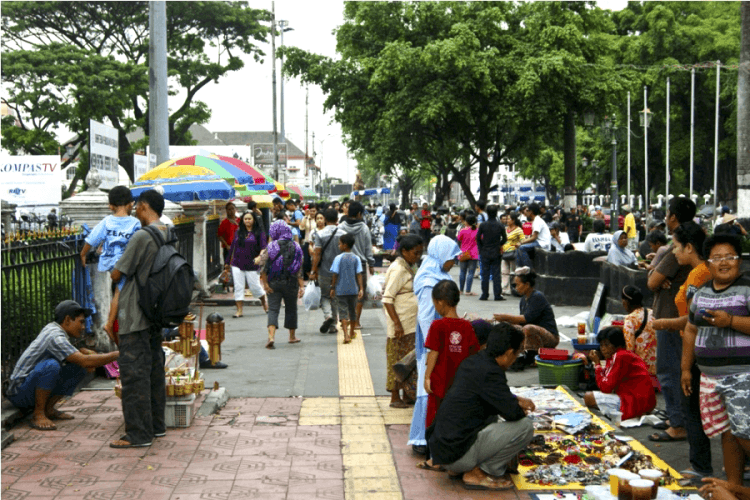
[
  {"xmin": 330, "ymin": 183, "xmax": 353, "ymax": 196},
  {"xmin": 90, "ymin": 119, "xmax": 119, "ymax": 189},
  {"xmin": 133, "ymin": 154, "xmax": 149, "ymax": 180},
  {"xmin": 253, "ymin": 143, "xmax": 287, "ymax": 166},
  {"xmin": 1, "ymin": 155, "xmax": 63, "ymax": 206}
]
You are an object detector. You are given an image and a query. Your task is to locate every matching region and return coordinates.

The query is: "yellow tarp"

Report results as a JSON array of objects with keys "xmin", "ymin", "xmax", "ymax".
[{"xmin": 511, "ymin": 387, "xmax": 689, "ymax": 491}]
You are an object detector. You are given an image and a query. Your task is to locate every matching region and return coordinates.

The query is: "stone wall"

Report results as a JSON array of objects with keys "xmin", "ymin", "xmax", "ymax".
[{"xmin": 532, "ymin": 249, "xmax": 606, "ymax": 307}]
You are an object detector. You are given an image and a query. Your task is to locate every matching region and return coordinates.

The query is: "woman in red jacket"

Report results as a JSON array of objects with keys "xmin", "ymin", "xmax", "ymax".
[{"xmin": 584, "ymin": 327, "xmax": 656, "ymax": 421}]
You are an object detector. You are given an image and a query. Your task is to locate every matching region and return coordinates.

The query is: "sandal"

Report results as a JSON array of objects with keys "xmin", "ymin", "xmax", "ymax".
[
  {"xmin": 652, "ymin": 421, "xmax": 669, "ymax": 430},
  {"xmin": 389, "ymin": 401, "xmax": 409, "ymax": 409},
  {"xmin": 288, "ymin": 338, "xmax": 301, "ymax": 344},
  {"xmin": 233, "ymin": 313, "xmax": 243, "ymax": 318},
  {"xmin": 110, "ymin": 436, "xmax": 152, "ymax": 448},
  {"xmin": 265, "ymin": 341, "xmax": 275, "ymax": 350},
  {"xmin": 463, "ymin": 476, "xmax": 514, "ymax": 491},
  {"xmin": 648, "ymin": 430, "xmax": 686, "ymax": 442},
  {"xmin": 417, "ymin": 461, "xmax": 445, "ymax": 472}
]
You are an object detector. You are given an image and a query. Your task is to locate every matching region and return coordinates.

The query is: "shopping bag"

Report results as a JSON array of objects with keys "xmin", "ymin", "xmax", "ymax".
[{"xmin": 303, "ymin": 281, "xmax": 321, "ymax": 311}]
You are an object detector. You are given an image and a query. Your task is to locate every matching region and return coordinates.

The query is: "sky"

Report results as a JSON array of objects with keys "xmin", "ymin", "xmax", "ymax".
[{"xmin": 199, "ymin": 0, "xmax": 628, "ymax": 187}]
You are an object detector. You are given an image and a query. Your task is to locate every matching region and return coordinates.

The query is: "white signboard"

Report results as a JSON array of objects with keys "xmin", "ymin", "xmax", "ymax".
[
  {"xmin": 0, "ymin": 155, "xmax": 63, "ymax": 206},
  {"xmin": 133, "ymin": 154, "xmax": 148, "ymax": 181},
  {"xmin": 90, "ymin": 119, "xmax": 119, "ymax": 190}
]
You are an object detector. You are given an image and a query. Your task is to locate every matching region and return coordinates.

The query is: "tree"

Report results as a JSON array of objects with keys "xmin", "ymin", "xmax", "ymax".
[
  {"xmin": 738, "ymin": 2, "xmax": 750, "ymax": 217},
  {"xmin": 1, "ymin": 1, "xmax": 270, "ymax": 195}
]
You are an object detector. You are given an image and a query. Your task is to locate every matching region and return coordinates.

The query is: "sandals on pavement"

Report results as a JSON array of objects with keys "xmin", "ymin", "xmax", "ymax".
[
  {"xmin": 389, "ymin": 401, "xmax": 410, "ymax": 409},
  {"xmin": 49, "ymin": 410, "xmax": 75, "ymax": 421},
  {"xmin": 649, "ymin": 430, "xmax": 686, "ymax": 442},
  {"xmin": 416, "ymin": 461, "xmax": 445, "ymax": 472},
  {"xmin": 288, "ymin": 339, "xmax": 301, "ymax": 344},
  {"xmin": 110, "ymin": 436, "xmax": 152, "ymax": 449},
  {"xmin": 265, "ymin": 341, "xmax": 275, "ymax": 350},
  {"xmin": 463, "ymin": 476, "xmax": 514, "ymax": 491},
  {"xmin": 29, "ymin": 420, "xmax": 57, "ymax": 431}
]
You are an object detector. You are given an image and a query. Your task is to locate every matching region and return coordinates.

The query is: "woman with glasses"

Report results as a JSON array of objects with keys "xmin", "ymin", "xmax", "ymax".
[{"xmin": 683, "ymin": 233, "xmax": 750, "ymax": 486}]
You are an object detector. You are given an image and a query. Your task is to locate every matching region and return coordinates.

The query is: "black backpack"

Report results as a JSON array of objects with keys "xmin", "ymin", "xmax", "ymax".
[{"xmin": 137, "ymin": 224, "xmax": 195, "ymax": 328}]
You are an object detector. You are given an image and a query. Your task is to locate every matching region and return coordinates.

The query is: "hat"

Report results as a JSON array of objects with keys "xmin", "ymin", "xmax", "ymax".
[
  {"xmin": 722, "ymin": 213, "xmax": 738, "ymax": 224},
  {"xmin": 721, "ymin": 206, "xmax": 730, "ymax": 214},
  {"xmin": 622, "ymin": 204, "xmax": 632, "ymax": 212},
  {"xmin": 648, "ymin": 220, "xmax": 666, "ymax": 230},
  {"xmin": 54, "ymin": 300, "xmax": 92, "ymax": 324}
]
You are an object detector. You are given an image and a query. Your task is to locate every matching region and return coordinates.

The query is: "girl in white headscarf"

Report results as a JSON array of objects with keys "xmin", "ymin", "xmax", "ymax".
[{"xmin": 607, "ymin": 230, "xmax": 637, "ymax": 267}]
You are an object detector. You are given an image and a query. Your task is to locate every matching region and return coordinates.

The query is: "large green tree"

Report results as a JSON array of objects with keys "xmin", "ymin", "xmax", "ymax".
[{"xmin": 1, "ymin": 1, "xmax": 270, "ymax": 195}]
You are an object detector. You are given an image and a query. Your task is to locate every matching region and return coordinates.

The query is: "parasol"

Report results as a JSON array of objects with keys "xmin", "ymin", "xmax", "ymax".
[
  {"xmin": 286, "ymin": 185, "xmax": 319, "ymax": 200},
  {"xmin": 211, "ymin": 155, "xmax": 279, "ymax": 191},
  {"xmin": 131, "ymin": 165, "xmax": 235, "ymax": 202},
  {"xmin": 158, "ymin": 155, "xmax": 256, "ymax": 186}
]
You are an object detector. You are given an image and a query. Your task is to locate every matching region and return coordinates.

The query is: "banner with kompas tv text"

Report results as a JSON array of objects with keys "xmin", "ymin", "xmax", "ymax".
[{"xmin": 0, "ymin": 155, "xmax": 62, "ymax": 206}]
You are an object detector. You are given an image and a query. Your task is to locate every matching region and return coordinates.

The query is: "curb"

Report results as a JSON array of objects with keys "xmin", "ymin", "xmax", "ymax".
[{"xmin": 197, "ymin": 387, "xmax": 229, "ymax": 416}]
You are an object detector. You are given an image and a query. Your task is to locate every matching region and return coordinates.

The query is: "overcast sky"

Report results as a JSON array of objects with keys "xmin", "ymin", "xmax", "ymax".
[{"xmin": 199, "ymin": 0, "xmax": 628, "ymax": 186}]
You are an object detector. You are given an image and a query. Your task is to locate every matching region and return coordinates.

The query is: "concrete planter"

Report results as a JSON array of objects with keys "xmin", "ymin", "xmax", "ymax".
[
  {"xmin": 532, "ymin": 249, "xmax": 606, "ymax": 307},
  {"xmin": 598, "ymin": 261, "xmax": 653, "ymax": 315}
]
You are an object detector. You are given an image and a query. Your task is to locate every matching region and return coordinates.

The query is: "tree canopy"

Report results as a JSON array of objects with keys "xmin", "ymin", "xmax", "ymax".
[{"xmin": 1, "ymin": 1, "xmax": 270, "ymax": 195}]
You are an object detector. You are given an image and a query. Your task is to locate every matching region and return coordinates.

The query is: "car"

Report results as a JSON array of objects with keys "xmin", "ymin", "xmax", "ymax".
[{"xmin": 602, "ymin": 208, "xmax": 624, "ymax": 230}]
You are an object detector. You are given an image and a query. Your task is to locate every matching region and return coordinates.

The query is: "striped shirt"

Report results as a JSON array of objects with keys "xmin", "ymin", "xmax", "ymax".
[
  {"xmin": 6, "ymin": 322, "xmax": 78, "ymax": 396},
  {"xmin": 689, "ymin": 281, "xmax": 750, "ymax": 376}
]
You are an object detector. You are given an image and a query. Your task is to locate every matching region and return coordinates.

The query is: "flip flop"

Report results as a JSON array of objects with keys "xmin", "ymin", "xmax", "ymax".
[
  {"xmin": 29, "ymin": 420, "xmax": 57, "ymax": 431},
  {"xmin": 110, "ymin": 436, "xmax": 152, "ymax": 448},
  {"xmin": 652, "ymin": 421, "xmax": 669, "ymax": 430},
  {"xmin": 649, "ymin": 431, "xmax": 686, "ymax": 442},
  {"xmin": 416, "ymin": 461, "xmax": 445, "ymax": 472},
  {"xmin": 265, "ymin": 341, "xmax": 275, "ymax": 350},
  {"xmin": 49, "ymin": 410, "xmax": 75, "ymax": 421},
  {"xmin": 463, "ymin": 476, "xmax": 514, "ymax": 491},
  {"xmin": 389, "ymin": 401, "xmax": 409, "ymax": 409},
  {"xmin": 288, "ymin": 339, "xmax": 301, "ymax": 344},
  {"xmin": 232, "ymin": 314, "xmax": 243, "ymax": 318}
]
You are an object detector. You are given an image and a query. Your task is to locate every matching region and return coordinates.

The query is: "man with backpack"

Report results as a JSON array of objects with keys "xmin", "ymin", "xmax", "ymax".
[{"xmin": 109, "ymin": 189, "xmax": 172, "ymax": 449}]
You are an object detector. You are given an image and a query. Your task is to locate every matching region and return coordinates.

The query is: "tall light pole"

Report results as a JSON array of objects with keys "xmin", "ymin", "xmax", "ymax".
[
  {"xmin": 271, "ymin": 2, "xmax": 279, "ymax": 182},
  {"xmin": 603, "ymin": 114, "xmax": 619, "ymax": 233},
  {"xmin": 277, "ymin": 20, "xmax": 293, "ymax": 143},
  {"xmin": 148, "ymin": 1, "xmax": 169, "ymax": 166}
]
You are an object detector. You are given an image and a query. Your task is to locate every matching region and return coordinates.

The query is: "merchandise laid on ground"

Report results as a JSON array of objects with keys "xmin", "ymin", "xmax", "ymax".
[{"xmin": 510, "ymin": 386, "xmax": 687, "ymax": 494}]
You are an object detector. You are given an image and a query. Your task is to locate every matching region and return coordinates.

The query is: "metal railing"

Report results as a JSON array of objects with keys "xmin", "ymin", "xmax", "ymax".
[
  {"xmin": 205, "ymin": 218, "xmax": 222, "ymax": 281},
  {"xmin": 172, "ymin": 220, "xmax": 195, "ymax": 268},
  {"xmin": 1, "ymin": 231, "xmax": 87, "ymax": 390}
]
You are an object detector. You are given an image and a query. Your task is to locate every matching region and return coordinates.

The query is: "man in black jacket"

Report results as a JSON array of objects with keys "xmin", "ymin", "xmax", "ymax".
[
  {"xmin": 426, "ymin": 323, "xmax": 535, "ymax": 490},
  {"xmin": 476, "ymin": 204, "xmax": 507, "ymax": 301}
]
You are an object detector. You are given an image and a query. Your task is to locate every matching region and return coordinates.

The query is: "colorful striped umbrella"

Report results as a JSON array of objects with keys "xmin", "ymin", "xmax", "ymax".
[
  {"xmin": 162, "ymin": 155, "xmax": 255, "ymax": 186},
  {"xmin": 286, "ymin": 185, "xmax": 319, "ymax": 200},
  {"xmin": 211, "ymin": 155, "xmax": 279, "ymax": 192},
  {"xmin": 131, "ymin": 165, "xmax": 235, "ymax": 202}
]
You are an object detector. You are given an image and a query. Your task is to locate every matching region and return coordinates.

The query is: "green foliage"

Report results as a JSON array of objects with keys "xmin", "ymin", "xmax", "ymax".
[{"xmin": 1, "ymin": 1, "xmax": 271, "ymax": 193}]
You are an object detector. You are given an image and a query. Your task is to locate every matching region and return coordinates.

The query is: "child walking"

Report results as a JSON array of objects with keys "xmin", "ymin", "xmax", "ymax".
[
  {"xmin": 79, "ymin": 186, "xmax": 141, "ymax": 343},
  {"xmin": 330, "ymin": 233, "xmax": 364, "ymax": 344}
]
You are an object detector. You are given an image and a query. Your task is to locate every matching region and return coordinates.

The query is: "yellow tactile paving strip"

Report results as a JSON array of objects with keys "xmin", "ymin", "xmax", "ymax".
[{"xmin": 297, "ymin": 326, "xmax": 408, "ymax": 500}]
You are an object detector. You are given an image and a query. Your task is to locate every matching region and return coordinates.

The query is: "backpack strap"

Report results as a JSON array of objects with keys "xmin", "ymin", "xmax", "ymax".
[{"xmin": 321, "ymin": 227, "xmax": 339, "ymax": 255}]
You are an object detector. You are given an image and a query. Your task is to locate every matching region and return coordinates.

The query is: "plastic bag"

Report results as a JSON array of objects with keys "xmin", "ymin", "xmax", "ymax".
[
  {"xmin": 303, "ymin": 281, "xmax": 321, "ymax": 311},
  {"xmin": 366, "ymin": 274, "xmax": 383, "ymax": 301}
]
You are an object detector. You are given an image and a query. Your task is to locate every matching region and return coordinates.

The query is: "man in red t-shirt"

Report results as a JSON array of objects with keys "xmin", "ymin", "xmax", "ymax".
[
  {"xmin": 419, "ymin": 202, "xmax": 433, "ymax": 246},
  {"xmin": 217, "ymin": 202, "xmax": 239, "ymax": 263}
]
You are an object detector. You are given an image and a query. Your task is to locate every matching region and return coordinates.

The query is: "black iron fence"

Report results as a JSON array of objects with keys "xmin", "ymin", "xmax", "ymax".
[
  {"xmin": 172, "ymin": 220, "xmax": 195, "ymax": 268},
  {"xmin": 205, "ymin": 217, "xmax": 222, "ymax": 281},
  {"xmin": 1, "ymin": 230, "xmax": 87, "ymax": 390}
]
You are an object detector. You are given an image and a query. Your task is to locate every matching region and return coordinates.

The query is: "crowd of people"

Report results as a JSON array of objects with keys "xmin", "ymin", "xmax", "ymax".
[{"xmin": 6, "ymin": 189, "xmax": 749, "ymax": 494}]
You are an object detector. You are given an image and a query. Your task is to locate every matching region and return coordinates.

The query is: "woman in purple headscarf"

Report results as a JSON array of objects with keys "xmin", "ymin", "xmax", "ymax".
[{"xmin": 260, "ymin": 221, "xmax": 305, "ymax": 349}]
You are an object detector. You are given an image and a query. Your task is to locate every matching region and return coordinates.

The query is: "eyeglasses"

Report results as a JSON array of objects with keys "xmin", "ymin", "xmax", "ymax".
[{"xmin": 707, "ymin": 255, "xmax": 740, "ymax": 264}]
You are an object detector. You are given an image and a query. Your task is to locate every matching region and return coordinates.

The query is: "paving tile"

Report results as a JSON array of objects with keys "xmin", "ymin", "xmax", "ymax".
[
  {"xmin": 12, "ymin": 472, "xmax": 97, "ymax": 496},
  {"xmin": 185, "ymin": 457, "xmax": 241, "ymax": 480},
  {"xmin": 342, "ymin": 441, "xmax": 391, "ymax": 454},
  {"xmin": 172, "ymin": 478, "xmax": 234, "ymax": 495},
  {"xmin": 343, "ymin": 453, "xmax": 395, "ymax": 468},
  {"xmin": 233, "ymin": 438, "xmax": 288, "ymax": 456},
  {"xmin": 245, "ymin": 426, "xmax": 297, "ymax": 438},
  {"xmin": 57, "ymin": 480, "xmax": 124, "ymax": 496},
  {"xmin": 345, "ymin": 464, "xmax": 399, "ymax": 479},
  {"xmin": 291, "ymin": 465, "xmax": 345, "ymax": 481},
  {"xmin": 232, "ymin": 478, "xmax": 291, "ymax": 497},
  {"xmin": 295, "ymin": 425, "xmax": 341, "ymax": 438},
  {"xmin": 291, "ymin": 455, "xmax": 344, "ymax": 470},
  {"xmin": 345, "ymin": 476, "xmax": 401, "ymax": 493},
  {"xmin": 287, "ymin": 437, "xmax": 342, "ymax": 456},
  {"xmin": 286, "ymin": 478, "xmax": 346, "ymax": 500}
]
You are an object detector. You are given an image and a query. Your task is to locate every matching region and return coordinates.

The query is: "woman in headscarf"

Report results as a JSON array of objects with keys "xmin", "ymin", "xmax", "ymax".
[
  {"xmin": 382, "ymin": 203, "xmax": 401, "ymax": 251},
  {"xmin": 260, "ymin": 221, "xmax": 305, "ymax": 349},
  {"xmin": 607, "ymin": 230, "xmax": 638, "ymax": 268},
  {"xmin": 408, "ymin": 235, "xmax": 461, "ymax": 454}
]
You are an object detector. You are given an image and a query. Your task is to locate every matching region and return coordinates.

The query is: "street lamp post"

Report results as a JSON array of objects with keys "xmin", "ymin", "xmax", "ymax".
[
  {"xmin": 603, "ymin": 115, "xmax": 619, "ymax": 232},
  {"xmin": 277, "ymin": 20, "xmax": 293, "ymax": 142},
  {"xmin": 592, "ymin": 160, "xmax": 599, "ymax": 198}
]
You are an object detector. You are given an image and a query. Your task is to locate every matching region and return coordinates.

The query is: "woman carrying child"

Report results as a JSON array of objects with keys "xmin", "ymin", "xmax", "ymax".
[
  {"xmin": 226, "ymin": 211, "xmax": 268, "ymax": 318},
  {"xmin": 382, "ymin": 234, "xmax": 423, "ymax": 408},
  {"xmin": 408, "ymin": 235, "xmax": 461, "ymax": 454},
  {"xmin": 584, "ymin": 326, "xmax": 656, "ymax": 421}
]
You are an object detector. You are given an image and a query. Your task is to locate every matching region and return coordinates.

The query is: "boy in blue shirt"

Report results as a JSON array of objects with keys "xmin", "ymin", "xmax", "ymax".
[
  {"xmin": 330, "ymin": 233, "xmax": 364, "ymax": 345},
  {"xmin": 285, "ymin": 199, "xmax": 304, "ymax": 242},
  {"xmin": 79, "ymin": 186, "xmax": 141, "ymax": 341}
]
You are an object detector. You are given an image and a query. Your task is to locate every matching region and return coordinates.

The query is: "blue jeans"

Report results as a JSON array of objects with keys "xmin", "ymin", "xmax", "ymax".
[
  {"xmin": 656, "ymin": 329, "xmax": 685, "ymax": 428},
  {"xmin": 459, "ymin": 260, "xmax": 478, "ymax": 293},
  {"xmin": 516, "ymin": 241, "xmax": 540, "ymax": 268},
  {"xmin": 480, "ymin": 258, "xmax": 502, "ymax": 299},
  {"xmin": 7, "ymin": 359, "xmax": 86, "ymax": 410}
]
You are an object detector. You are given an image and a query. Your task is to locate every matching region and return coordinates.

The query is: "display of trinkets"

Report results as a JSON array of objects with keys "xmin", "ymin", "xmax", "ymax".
[{"xmin": 205, "ymin": 313, "xmax": 225, "ymax": 364}]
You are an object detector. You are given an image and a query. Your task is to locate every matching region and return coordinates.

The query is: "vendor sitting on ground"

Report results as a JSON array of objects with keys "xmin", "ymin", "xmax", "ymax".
[
  {"xmin": 426, "ymin": 323, "xmax": 535, "ymax": 491},
  {"xmin": 5, "ymin": 300, "xmax": 120, "ymax": 430},
  {"xmin": 493, "ymin": 267, "xmax": 559, "ymax": 371},
  {"xmin": 584, "ymin": 326, "xmax": 656, "ymax": 421}
]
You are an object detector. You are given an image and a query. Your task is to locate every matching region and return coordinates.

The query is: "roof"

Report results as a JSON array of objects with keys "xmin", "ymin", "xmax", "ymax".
[{"xmin": 213, "ymin": 131, "xmax": 305, "ymax": 157}]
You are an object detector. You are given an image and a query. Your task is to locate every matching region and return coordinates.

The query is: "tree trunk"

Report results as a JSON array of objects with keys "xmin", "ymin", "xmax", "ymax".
[
  {"xmin": 563, "ymin": 109, "xmax": 577, "ymax": 210},
  {"xmin": 450, "ymin": 164, "xmax": 477, "ymax": 208},
  {"xmin": 738, "ymin": 2, "xmax": 750, "ymax": 217}
]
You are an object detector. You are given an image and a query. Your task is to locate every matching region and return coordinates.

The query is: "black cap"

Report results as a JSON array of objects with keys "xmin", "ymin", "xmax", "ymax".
[{"xmin": 54, "ymin": 300, "xmax": 93, "ymax": 324}]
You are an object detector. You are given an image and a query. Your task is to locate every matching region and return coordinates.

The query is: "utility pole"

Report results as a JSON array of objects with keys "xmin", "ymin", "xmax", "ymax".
[
  {"xmin": 278, "ymin": 20, "xmax": 292, "ymax": 143},
  {"xmin": 271, "ymin": 2, "xmax": 279, "ymax": 182},
  {"xmin": 148, "ymin": 1, "xmax": 169, "ymax": 165}
]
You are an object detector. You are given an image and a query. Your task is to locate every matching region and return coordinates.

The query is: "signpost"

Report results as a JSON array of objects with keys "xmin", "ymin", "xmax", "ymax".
[
  {"xmin": 253, "ymin": 143, "xmax": 287, "ymax": 166},
  {"xmin": 134, "ymin": 154, "xmax": 149, "ymax": 180},
  {"xmin": 1, "ymin": 155, "xmax": 63, "ymax": 207},
  {"xmin": 90, "ymin": 119, "xmax": 119, "ymax": 189}
]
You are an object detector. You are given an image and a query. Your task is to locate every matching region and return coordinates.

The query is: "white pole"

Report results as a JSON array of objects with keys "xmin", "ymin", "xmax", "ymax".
[
  {"xmin": 713, "ymin": 60, "xmax": 721, "ymax": 223},
  {"xmin": 666, "ymin": 77, "xmax": 670, "ymax": 201},
  {"xmin": 644, "ymin": 86, "xmax": 649, "ymax": 212},
  {"xmin": 690, "ymin": 68, "xmax": 695, "ymax": 198},
  {"xmin": 627, "ymin": 91, "xmax": 631, "ymax": 203}
]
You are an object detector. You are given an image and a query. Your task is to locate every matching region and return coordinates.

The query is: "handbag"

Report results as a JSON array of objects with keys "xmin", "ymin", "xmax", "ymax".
[
  {"xmin": 502, "ymin": 249, "xmax": 516, "ymax": 261},
  {"xmin": 459, "ymin": 251, "xmax": 472, "ymax": 262}
]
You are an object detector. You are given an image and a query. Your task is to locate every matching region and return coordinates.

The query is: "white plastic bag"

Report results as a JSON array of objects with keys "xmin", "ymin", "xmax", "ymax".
[
  {"xmin": 366, "ymin": 274, "xmax": 383, "ymax": 301},
  {"xmin": 303, "ymin": 281, "xmax": 321, "ymax": 311}
]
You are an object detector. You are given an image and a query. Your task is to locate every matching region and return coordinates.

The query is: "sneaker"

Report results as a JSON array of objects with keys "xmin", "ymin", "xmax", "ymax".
[
  {"xmin": 320, "ymin": 317, "xmax": 335, "ymax": 333},
  {"xmin": 328, "ymin": 325, "xmax": 338, "ymax": 334},
  {"xmin": 494, "ymin": 296, "xmax": 506, "ymax": 301},
  {"xmin": 479, "ymin": 295, "xmax": 489, "ymax": 301},
  {"xmin": 200, "ymin": 361, "xmax": 228, "ymax": 369}
]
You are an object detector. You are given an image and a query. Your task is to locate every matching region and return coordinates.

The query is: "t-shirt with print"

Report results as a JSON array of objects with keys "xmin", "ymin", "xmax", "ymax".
[
  {"xmin": 652, "ymin": 249, "xmax": 690, "ymax": 321},
  {"xmin": 688, "ymin": 280, "xmax": 750, "ymax": 376},
  {"xmin": 114, "ymin": 224, "xmax": 169, "ymax": 335},
  {"xmin": 584, "ymin": 233, "xmax": 612, "ymax": 253},
  {"xmin": 85, "ymin": 215, "xmax": 141, "ymax": 272},
  {"xmin": 330, "ymin": 252, "xmax": 363, "ymax": 296},
  {"xmin": 313, "ymin": 225, "xmax": 345, "ymax": 277},
  {"xmin": 424, "ymin": 317, "xmax": 480, "ymax": 399},
  {"xmin": 6, "ymin": 322, "xmax": 78, "ymax": 397},
  {"xmin": 532, "ymin": 217, "xmax": 551, "ymax": 249}
]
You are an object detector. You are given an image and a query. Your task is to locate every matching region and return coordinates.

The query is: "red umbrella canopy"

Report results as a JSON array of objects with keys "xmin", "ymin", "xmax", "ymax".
[{"xmin": 212, "ymin": 155, "xmax": 278, "ymax": 191}]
